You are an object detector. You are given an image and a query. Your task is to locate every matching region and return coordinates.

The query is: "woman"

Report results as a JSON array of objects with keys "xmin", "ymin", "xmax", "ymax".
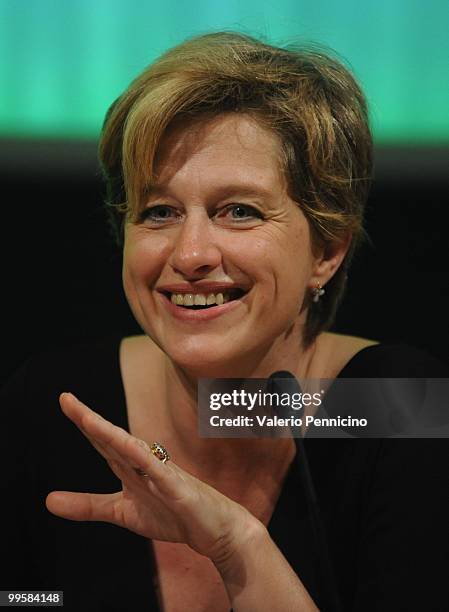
[{"xmin": 2, "ymin": 32, "xmax": 448, "ymax": 611}]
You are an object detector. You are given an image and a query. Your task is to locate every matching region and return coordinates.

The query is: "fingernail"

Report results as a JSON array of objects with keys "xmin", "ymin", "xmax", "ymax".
[{"xmin": 60, "ymin": 392, "xmax": 79, "ymax": 403}]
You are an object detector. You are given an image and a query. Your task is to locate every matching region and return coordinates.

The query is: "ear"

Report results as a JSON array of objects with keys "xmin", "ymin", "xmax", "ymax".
[{"xmin": 309, "ymin": 233, "xmax": 352, "ymax": 289}]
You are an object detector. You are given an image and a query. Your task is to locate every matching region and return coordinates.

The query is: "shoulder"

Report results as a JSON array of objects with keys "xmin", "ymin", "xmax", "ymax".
[
  {"xmin": 119, "ymin": 334, "xmax": 165, "ymax": 397},
  {"xmin": 338, "ymin": 342, "xmax": 449, "ymax": 377},
  {"xmin": 314, "ymin": 332, "xmax": 378, "ymax": 378},
  {"xmin": 119, "ymin": 335, "xmax": 167, "ymax": 436},
  {"xmin": 9, "ymin": 333, "xmax": 124, "ymax": 382},
  {"xmin": 1, "ymin": 334, "xmax": 129, "ymax": 493},
  {"xmin": 1, "ymin": 333, "xmax": 126, "ymax": 426},
  {"xmin": 119, "ymin": 334, "xmax": 164, "ymax": 371},
  {"xmin": 315, "ymin": 332, "xmax": 448, "ymax": 377}
]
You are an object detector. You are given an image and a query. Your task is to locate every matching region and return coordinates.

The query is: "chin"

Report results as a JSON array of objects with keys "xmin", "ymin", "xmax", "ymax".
[
  {"xmin": 163, "ymin": 338, "xmax": 245, "ymax": 377},
  {"xmin": 170, "ymin": 346, "xmax": 233, "ymax": 374}
]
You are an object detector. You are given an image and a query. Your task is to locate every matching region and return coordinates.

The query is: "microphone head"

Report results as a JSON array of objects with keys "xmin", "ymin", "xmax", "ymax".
[
  {"xmin": 267, "ymin": 370, "xmax": 302, "ymax": 395},
  {"xmin": 268, "ymin": 370, "xmax": 296, "ymax": 379}
]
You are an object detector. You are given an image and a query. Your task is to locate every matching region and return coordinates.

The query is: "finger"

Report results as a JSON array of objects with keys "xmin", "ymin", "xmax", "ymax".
[
  {"xmin": 59, "ymin": 393, "xmax": 120, "ymax": 443},
  {"xmin": 59, "ymin": 392, "xmax": 104, "ymax": 429},
  {"xmin": 60, "ymin": 393, "xmax": 134, "ymax": 453},
  {"xmin": 59, "ymin": 393, "xmax": 138, "ymax": 467},
  {"xmin": 60, "ymin": 394, "xmax": 186, "ymax": 497},
  {"xmin": 46, "ymin": 490, "xmax": 123, "ymax": 525},
  {"xmin": 110, "ymin": 434, "xmax": 193, "ymax": 503},
  {"xmin": 134, "ymin": 451, "xmax": 198, "ymax": 508},
  {"xmin": 106, "ymin": 457, "xmax": 155, "ymax": 489}
]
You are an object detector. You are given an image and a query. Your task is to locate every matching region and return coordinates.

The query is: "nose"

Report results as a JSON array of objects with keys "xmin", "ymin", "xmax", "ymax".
[{"xmin": 169, "ymin": 211, "xmax": 222, "ymax": 279}]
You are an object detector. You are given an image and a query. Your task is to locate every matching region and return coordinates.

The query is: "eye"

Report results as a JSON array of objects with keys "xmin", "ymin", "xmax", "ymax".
[
  {"xmin": 138, "ymin": 205, "xmax": 181, "ymax": 224},
  {"xmin": 215, "ymin": 204, "xmax": 264, "ymax": 223}
]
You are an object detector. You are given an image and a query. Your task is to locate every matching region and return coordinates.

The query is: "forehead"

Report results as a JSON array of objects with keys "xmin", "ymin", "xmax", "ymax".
[{"xmin": 151, "ymin": 113, "xmax": 286, "ymax": 194}]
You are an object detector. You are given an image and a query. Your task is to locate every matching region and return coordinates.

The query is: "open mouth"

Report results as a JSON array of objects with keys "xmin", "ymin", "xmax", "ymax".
[{"xmin": 164, "ymin": 289, "xmax": 246, "ymax": 309}]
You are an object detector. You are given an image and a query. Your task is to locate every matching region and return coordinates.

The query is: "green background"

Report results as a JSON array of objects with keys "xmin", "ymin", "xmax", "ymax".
[{"xmin": 1, "ymin": 0, "xmax": 448, "ymax": 143}]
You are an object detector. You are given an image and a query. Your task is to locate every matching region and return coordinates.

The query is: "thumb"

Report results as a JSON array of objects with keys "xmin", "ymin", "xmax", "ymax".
[{"xmin": 46, "ymin": 490, "xmax": 122, "ymax": 524}]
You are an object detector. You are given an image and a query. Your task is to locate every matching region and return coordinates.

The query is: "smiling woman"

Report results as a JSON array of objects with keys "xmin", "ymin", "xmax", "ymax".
[
  {"xmin": 121, "ymin": 113, "xmax": 337, "ymax": 376},
  {"xmin": 102, "ymin": 32, "xmax": 372, "ymax": 348},
  {"xmin": 1, "ymin": 31, "xmax": 449, "ymax": 612}
]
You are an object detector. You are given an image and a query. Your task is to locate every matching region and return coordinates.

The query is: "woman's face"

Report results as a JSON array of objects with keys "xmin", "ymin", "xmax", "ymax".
[{"xmin": 123, "ymin": 113, "xmax": 323, "ymax": 374}]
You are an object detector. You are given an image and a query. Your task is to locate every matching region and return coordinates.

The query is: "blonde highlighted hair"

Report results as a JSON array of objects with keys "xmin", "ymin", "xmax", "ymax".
[{"xmin": 99, "ymin": 31, "xmax": 373, "ymax": 345}]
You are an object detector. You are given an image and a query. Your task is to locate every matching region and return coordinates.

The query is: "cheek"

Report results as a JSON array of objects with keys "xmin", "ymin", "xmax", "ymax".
[
  {"xmin": 122, "ymin": 231, "xmax": 171, "ymax": 288},
  {"xmin": 230, "ymin": 225, "xmax": 311, "ymax": 282}
]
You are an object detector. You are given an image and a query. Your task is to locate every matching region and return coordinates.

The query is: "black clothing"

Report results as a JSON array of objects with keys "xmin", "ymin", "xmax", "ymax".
[{"xmin": 1, "ymin": 336, "xmax": 448, "ymax": 611}]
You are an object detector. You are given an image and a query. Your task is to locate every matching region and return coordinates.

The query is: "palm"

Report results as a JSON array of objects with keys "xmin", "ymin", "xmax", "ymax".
[
  {"xmin": 46, "ymin": 393, "xmax": 250, "ymax": 560},
  {"xmin": 108, "ymin": 467, "xmax": 194, "ymax": 543}
]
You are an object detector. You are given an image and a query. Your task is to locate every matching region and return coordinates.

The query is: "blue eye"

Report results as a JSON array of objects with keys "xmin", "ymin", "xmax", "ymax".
[
  {"xmin": 139, "ymin": 205, "xmax": 179, "ymax": 223},
  {"xmin": 138, "ymin": 203, "xmax": 263, "ymax": 226},
  {"xmin": 217, "ymin": 204, "xmax": 263, "ymax": 222}
]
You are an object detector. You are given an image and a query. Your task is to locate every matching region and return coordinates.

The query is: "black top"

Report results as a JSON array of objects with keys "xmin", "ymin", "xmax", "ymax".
[{"xmin": 1, "ymin": 336, "xmax": 448, "ymax": 611}]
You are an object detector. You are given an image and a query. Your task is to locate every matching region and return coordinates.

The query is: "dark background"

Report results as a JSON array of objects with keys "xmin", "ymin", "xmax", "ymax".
[{"xmin": 1, "ymin": 141, "xmax": 448, "ymax": 386}]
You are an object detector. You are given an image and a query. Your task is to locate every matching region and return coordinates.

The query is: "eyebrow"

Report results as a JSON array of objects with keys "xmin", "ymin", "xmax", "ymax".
[{"xmin": 143, "ymin": 183, "xmax": 273, "ymax": 201}]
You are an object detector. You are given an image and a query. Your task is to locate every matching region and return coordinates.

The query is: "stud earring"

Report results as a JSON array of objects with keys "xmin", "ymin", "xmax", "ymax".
[{"xmin": 312, "ymin": 283, "xmax": 325, "ymax": 303}]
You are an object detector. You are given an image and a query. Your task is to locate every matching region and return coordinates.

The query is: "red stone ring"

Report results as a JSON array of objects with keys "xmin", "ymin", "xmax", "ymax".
[
  {"xmin": 150, "ymin": 441, "xmax": 170, "ymax": 464},
  {"xmin": 134, "ymin": 441, "xmax": 170, "ymax": 476}
]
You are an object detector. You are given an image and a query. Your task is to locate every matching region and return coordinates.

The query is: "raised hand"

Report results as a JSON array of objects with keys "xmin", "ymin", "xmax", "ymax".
[{"xmin": 46, "ymin": 392, "xmax": 257, "ymax": 564}]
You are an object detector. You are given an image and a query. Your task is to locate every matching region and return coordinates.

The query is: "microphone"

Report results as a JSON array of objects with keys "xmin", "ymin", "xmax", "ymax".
[{"xmin": 267, "ymin": 370, "xmax": 343, "ymax": 612}]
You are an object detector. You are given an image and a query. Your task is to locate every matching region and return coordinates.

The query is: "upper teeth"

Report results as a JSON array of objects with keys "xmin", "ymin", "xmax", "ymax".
[{"xmin": 170, "ymin": 292, "xmax": 230, "ymax": 306}]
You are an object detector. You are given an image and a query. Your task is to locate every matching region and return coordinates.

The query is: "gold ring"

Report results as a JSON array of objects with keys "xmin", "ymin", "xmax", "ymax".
[
  {"xmin": 134, "ymin": 441, "xmax": 170, "ymax": 477},
  {"xmin": 134, "ymin": 441, "xmax": 170, "ymax": 476},
  {"xmin": 150, "ymin": 441, "xmax": 170, "ymax": 463}
]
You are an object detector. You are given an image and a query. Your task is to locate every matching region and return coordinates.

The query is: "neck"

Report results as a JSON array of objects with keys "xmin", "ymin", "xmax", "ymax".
[{"xmin": 160, "ymin": 328, "xmax": 317, "ymax": 476}]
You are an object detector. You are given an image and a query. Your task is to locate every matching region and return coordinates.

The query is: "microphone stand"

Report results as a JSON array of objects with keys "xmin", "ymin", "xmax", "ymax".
[{"xmin": 268, "ymin": 371, "xmax": 343, "ymax": 612}]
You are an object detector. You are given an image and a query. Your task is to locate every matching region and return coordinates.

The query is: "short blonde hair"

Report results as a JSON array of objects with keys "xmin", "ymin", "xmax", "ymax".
[{"xmin": 99, "ymin": 31, "xmax": 373, "ymax": 345}]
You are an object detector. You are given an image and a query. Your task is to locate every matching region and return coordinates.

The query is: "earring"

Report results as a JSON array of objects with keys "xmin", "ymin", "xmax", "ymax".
[{"xmin": 312, "ymin": 283, "xmax": 325, "ymax": 303}]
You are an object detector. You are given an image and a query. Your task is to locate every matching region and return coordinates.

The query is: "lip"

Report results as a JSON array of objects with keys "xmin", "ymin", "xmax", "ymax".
[{"xmin": 156, "ymin": 290, "xmax": 247, "ymax": 322}]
